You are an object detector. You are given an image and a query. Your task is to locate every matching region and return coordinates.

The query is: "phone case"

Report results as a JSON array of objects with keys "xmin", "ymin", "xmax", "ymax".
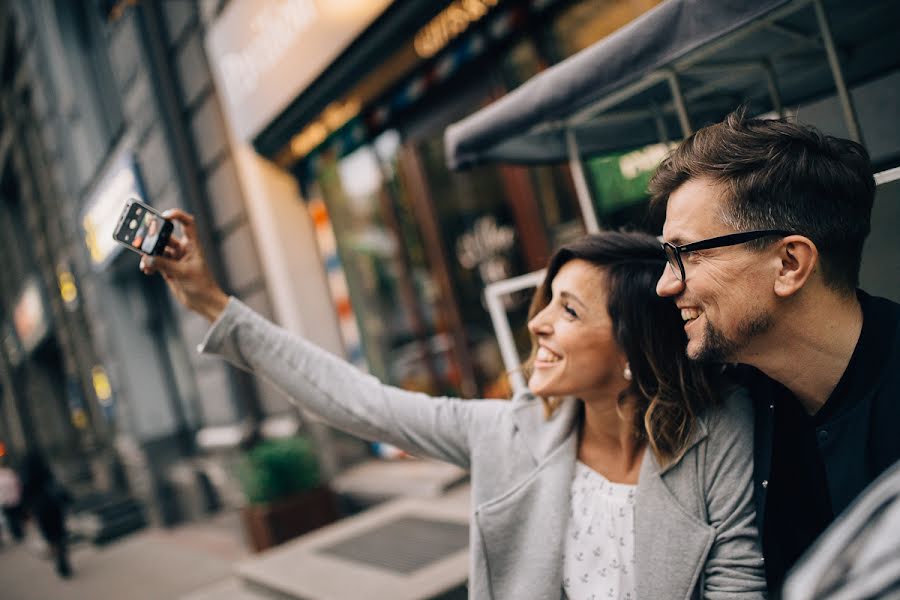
[{"xmin": 112, "ymin": 197, "xmax": 174, "ymax": 256}]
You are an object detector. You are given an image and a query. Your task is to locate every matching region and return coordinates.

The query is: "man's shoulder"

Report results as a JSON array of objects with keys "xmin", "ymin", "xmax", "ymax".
[
  {"xmin": 859, "ymin": 290, "xmax": 900, "ymax": 332},
  {"xmin": 859, "ymin": 291, "xmax": 900, "ymax": 376},
  {"xmin": 723, "ymin": 364, "xmax": 785, "ymax": 403}
]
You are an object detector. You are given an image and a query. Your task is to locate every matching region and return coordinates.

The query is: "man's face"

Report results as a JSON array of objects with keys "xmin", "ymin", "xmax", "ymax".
[{"xmin": 656, "ymin": 177, "xmax": 776, "ymax": 363}]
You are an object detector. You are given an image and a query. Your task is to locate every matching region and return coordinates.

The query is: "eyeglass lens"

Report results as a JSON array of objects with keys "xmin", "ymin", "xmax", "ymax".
[{"xmin": 663, "ymin": 245, "xmax": 683, "ymax": 281}]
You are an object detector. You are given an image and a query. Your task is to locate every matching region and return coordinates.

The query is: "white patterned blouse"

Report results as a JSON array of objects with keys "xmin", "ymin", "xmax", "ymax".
[{"xmin": 563, "ymin": 461, "xmax": 638, "ymax": 600}]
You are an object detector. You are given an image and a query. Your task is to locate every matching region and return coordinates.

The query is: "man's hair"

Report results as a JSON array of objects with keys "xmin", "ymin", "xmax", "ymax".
[{"xmin": 649, "ymin": 109, "xmax": 875, "ymax": 293}]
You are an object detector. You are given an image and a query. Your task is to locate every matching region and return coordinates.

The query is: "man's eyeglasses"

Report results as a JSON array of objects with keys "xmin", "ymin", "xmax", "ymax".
[{"xmin": 660, "ymin": 229, "xmax": 794, "ymax": 282}]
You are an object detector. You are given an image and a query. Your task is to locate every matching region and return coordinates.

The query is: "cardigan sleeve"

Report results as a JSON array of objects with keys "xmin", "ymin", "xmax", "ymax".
[
  {"xmin": 198, "ymin": 297, "xmax": 506, "ymax": 469},
  {"xmin": 701, "ymin": 386, "xmax": 768, "ymax": 599}
]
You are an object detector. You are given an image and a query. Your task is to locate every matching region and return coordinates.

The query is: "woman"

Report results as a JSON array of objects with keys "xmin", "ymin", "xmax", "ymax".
[{"xmin": 142, "ymin": 209, "xmax": 765, "ymax": 599}]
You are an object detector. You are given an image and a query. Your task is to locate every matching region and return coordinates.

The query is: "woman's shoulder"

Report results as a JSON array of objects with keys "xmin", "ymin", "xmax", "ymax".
[{"xmin": 699, "ymin": 383, "xmax": 754, "ymax": 447}]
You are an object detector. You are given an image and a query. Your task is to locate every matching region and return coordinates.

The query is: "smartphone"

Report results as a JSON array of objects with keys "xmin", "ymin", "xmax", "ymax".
[{"xmin": 112, "ymin": 197, "xmax": 174, "ymax": 256}]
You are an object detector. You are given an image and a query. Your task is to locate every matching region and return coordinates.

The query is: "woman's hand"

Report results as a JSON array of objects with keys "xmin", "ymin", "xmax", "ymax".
[{"xmin": 139, "ymin": 209, "xmax": 229, "ymax": 322}]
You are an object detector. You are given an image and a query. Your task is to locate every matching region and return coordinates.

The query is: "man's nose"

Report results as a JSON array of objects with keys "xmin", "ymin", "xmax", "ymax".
[{"xmin": 656, "ymin": 265, "xmax": 684, "ymax": 298}]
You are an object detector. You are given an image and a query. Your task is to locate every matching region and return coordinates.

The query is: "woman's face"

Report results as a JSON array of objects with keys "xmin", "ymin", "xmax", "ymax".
[{"xmin": 527, "ymin": 260, "xmax": 629, "ymax": 400}]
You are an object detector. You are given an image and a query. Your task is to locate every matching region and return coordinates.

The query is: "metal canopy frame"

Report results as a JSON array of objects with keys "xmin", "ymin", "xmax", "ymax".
[{"xmin": 555, "ymin": 0, "xmax": 871, "ymax": 234}]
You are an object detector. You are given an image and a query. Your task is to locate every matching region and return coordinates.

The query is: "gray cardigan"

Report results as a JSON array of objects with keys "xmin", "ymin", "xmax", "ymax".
[{"xmin": 200, "ymin": 298, "xmax": 766, "ymax": 600}]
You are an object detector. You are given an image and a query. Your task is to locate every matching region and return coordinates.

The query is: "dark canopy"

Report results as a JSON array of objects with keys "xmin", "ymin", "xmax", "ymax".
[{"xmin": 444, "ymin": 0, "xmax": 899, "ymax": 169}]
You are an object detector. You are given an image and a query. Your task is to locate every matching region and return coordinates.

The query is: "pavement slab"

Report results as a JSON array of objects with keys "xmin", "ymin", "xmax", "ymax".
[{"xmin": 0, "ymin": 512, "xmax": 249, "ymax": 600}]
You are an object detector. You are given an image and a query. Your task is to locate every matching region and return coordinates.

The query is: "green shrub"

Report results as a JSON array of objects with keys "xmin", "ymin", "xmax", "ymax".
[{"xmin": 236, "ymin": 437, "xmax": 321, "ymax": 505}]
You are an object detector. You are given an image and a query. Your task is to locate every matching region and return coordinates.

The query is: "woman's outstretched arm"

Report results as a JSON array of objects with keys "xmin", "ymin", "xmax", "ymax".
[{"xmin": 141, "ymin": 210, "xmax": 501, "ymax": 468}]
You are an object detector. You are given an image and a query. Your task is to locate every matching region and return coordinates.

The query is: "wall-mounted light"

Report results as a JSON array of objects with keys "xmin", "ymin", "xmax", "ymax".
[
  {"xmin": 56, "ymin": 264, "xmax": 79, "ymax": 309},
  {"xmin": 91, "ymin": 365, "xmax": 113, "ymax": 403}
]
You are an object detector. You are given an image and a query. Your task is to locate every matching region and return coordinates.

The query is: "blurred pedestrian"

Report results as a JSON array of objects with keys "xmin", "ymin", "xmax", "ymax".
[
  {"xmin": 0, "ymin": 455, "xmax": 25, "ymax": 543},
  {"xmin": 143, "ymin": 216, "xmax": 766, "ymax": 599},
  {"xmin": 19, "ymin": 450, "xmax": 72, "ymax": 578}
]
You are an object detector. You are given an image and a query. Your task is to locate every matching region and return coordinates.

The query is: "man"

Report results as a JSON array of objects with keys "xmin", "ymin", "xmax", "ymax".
[{"xmin": 650, "ymin": 110, "xmax": 900, "ymax": 591}]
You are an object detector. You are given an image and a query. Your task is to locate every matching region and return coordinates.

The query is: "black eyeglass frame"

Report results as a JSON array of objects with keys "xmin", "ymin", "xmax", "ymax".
[{"xmin": 661, "ymin": 229, "xmax": 796, "ymax": 281}]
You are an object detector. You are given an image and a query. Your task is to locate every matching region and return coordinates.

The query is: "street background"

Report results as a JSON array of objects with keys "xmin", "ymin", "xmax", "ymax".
[{"xmin": 0, "ymin": 0, "xmax": 897, "ymax": 598}]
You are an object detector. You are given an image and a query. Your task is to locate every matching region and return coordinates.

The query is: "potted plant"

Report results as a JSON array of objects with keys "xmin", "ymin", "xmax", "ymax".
[{"xmin": 236, "ymin": 436, "xmax": 339, "ymax": 552}]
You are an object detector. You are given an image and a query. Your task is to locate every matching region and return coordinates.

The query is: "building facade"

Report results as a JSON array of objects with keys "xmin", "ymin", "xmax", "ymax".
[{"xmin": 0, "ymin": 0, "xmax": 331, "ymax": 526}]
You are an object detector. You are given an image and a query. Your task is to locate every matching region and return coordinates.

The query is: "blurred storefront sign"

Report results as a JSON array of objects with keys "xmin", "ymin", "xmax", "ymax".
[
  {"xmin": 12, "ymin": 277, "xmax": 50, "ymax": 355},
  {"xmin": 587, "ymin": 142, "xmax": 675, "ymax": 216},
  {"xmin": 206, "ymin": 0, "xmax": 392, "ymax": 142},
  {"xmin": 81, "ymin": 151, "xmax": 144, "ymax": 270},
  {"xmin": 414, "ymin": 0, "xmax": 499, "ymax": 58},
  {"xmin": 456, "ymin": 216, "xmax": 516, "ymax": 285}
]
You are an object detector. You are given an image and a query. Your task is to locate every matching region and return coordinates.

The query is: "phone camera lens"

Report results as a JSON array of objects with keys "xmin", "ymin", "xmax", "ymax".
[{"xmin": 129, "ymin": 219, "xmax": 137, "ymax": 229}]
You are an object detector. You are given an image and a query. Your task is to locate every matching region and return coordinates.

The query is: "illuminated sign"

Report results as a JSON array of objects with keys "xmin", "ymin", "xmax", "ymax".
[
  {"xmin": 91, "ymin": 365, "xmax": 113, "ymax": 403},
  {"xmin": 57, "ymin": 262, "xmax": 79, "ymax": 309},
  {"xmin": 219, "ymin": 0, "xmax": 320, "ymax": 111},
  {"xmin": 290, "ymin": 98, "xmax": 361, "ymax": 158},
  {"xmin": 414, "ymin": 0, "xmax": 499, "ymax": 58},
  {"xmin": 81, "ymin": 152, "xmax": 144, "ymax": 270},
  {"xmin": 206, "ymin": 0, "xmax": 391, "ymax": 142}
]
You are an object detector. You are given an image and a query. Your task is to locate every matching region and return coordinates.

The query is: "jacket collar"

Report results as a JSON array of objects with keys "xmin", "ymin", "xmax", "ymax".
[
  {"xmin": 510, "ymin": 392, "xmax": 581, "ymax": 464},
  {"xmin": 654, "ymin": 415, "xmax": 708, "ymax": 476},
  {"xmin": 511, "ymin": 391, "xmax": 710, "ymax": 475}
]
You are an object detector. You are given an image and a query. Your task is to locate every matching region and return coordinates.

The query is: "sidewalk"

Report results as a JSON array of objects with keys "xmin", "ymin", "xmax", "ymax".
[{"xmin": 0, "ymin": 511, "xmax": 250, "ymax": 600}]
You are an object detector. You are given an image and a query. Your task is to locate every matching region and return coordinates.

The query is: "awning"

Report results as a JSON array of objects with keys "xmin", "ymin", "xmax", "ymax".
[{"xmin": 444, "ymin": 0, "xmax": 900, "ymax": 169}]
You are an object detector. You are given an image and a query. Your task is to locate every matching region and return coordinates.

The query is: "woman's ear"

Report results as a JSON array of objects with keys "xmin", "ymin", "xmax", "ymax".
[{"xmin": 774, "ymin": 236, "xmax": 818, "ymax": 298}]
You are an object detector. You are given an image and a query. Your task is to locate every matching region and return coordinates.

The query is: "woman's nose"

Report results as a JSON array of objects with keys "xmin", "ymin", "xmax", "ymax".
[{"xmin": 528, "ymin": 311, "xmax": 552, "ymax": 336}]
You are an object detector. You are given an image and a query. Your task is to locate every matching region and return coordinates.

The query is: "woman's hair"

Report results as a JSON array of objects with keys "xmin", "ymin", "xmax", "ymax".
[{"xmin": 524, "ymin": 231, "xmax": 719, "ymax": 464}]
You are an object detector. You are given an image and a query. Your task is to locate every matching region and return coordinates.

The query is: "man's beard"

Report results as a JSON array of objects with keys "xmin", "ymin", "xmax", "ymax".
[{"xmin": 690, "ymin": 311, "xmax": 773, "ymax": 363}]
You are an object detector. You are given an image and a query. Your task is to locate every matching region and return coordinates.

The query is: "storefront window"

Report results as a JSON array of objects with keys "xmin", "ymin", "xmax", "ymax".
[
  {"xmin": 312, "ymin": 133, "xmax": 461, "ymax": 396},
  {"xmin": 501, "ymin": 39, "xmax": 585, "ymax": 251},
  {"xmin": 414, "ymin": 135, "xmax": 533, "ymax": 397}
]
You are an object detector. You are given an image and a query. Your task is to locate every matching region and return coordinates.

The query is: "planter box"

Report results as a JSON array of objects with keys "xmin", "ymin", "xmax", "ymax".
[{"xmin": 241, "ymin": 486, "xmax": 339, "ymax": 552}]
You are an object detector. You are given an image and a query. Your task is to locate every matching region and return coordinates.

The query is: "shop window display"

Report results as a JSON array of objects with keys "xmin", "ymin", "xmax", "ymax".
[
  {"xmin": 414, "ymin": 135, "xmax": 530, "ymax": 398},
  {"xmin": 312, "ymin": 134, "xmax": 461, "ymax": 398}
]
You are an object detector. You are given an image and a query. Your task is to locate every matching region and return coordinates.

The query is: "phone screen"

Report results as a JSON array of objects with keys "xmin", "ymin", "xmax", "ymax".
[{"xmin": 114, "ymin": 200, "xmax": 170, "ymax": 255}]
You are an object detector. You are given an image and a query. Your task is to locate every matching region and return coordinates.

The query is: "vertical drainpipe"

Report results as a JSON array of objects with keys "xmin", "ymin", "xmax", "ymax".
[
  {"xmin": 813, "ymin": 0, "xmax": 864, "ymax": 145},
  {"xmin": 665, "ymin": 69, "xmax": 693, "ymax": 138},
  {"xmin": 565, "ymin": 128, "xmax": 600, "ymax": 234}
]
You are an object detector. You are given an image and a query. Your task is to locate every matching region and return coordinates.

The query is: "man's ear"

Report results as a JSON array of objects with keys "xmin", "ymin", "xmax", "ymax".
[{"xmin": 774, "ymin": 236, "xmax": 818, "ymax": 297}]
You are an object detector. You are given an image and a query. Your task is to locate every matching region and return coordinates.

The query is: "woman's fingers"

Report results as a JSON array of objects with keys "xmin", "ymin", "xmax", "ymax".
[
  {"xmin": 140, "ymin": 254, "xmax": 181, "ymax": 277},
  {"xmin": 139, "ymin": 255, "xmax": 156, "ymax": 274},
  {"xmin": 162, "ymin": 209, "xmax": 197, "ymax": 241},
  {"xmin": 162, "ymin": 236, "xmax": 187, "ymax": 260}
]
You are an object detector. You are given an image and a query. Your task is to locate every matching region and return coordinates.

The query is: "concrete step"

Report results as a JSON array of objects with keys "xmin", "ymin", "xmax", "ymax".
[
  {"xmin": 180, "ymin": 578, "xmax": 280, "ymax": 600},
  {"xmin": 236, "ymin": 486, "xmax": 471, "ymax": 600},
  {"xmin": 68, "ymin": 493, "xmax": 148, "ymax": 545}
]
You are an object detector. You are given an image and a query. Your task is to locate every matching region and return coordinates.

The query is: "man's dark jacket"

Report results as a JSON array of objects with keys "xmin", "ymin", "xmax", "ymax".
[{"xmin": 743, "ymin": 292, "xmax": 900, "ymax": 590}]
